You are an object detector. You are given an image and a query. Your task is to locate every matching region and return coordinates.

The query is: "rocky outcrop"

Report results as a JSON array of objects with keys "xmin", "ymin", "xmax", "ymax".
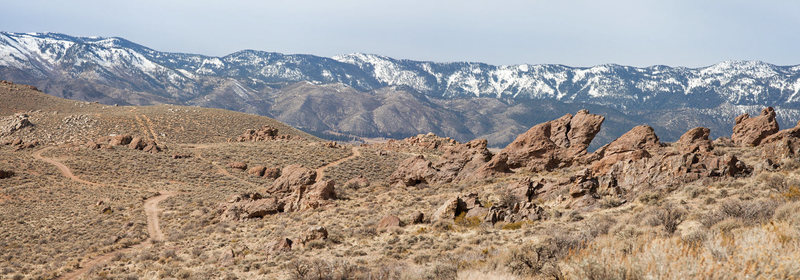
[
  {"xmin": 232, "ymin": 125, "xmax": 278, "ymax": 142},
  {"xmin": 248, "ymin": 165, "xmax": 267, "ymax": 177},
  {"xmin": 390, "ymin": 139, "xmax": 495, "ymax": 186},
  {"xmin": 732, "ymin": 107, "xmax": 779, "ymax": 146},
  {"xmin": 218, "ymin": 193, "xmax": 282, "ymax": 220},
  {"xmin": 228, "ymin": 162, "xmax": 248, "ymax": 171},
  {"xmin": 676, "ymin": 127, "xmax": 713, "ymax": 154},
  {"xmin": 433, "ymin": 192, "xmax": 547, "ymax": 225},
  {"xmin": 760, "ymin": 121, "xmax": 800, "ymax": 163},
  {"xmin": 378, "ymin": 133, "xmax": 460, "ymax": 155},
  {"xmin": 590, "ymin": 125, "xmax": 662, "ymax": 175},
  {"xmin": 300, "ymin": 226, "xmax": 328, "ymax": 245},
  {"xmin": 480, "ymin": 110, "xmax": 604, "ymax": 174},
  {"xmin": 0, "ymin": 114, "xmax": 32, "ymax": 137},
  {"xmin": 219, "ymin": 165, "xmax": 337, "ymax": 220},
  {"xmin": 6, "ymin": 138, "xmax": 39, "ymax": 151},
  {"xmin": 269, "ymin": 238, "xmax": 293, "ymax": 253}
]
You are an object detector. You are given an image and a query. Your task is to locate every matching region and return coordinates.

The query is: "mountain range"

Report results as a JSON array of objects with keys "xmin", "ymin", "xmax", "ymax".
[{"xmin": 2, "ymin": 31, "xmax": 800, "ymax": 147}]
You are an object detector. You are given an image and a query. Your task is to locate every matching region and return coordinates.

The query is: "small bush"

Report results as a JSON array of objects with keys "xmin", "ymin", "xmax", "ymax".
[
  {"xmin": 501, "ymin": 221, "xmax": 525, "ymax": 230},
  {"xmin": 454, "ymin": 213, "xmax": 481, "ymax": 228}
]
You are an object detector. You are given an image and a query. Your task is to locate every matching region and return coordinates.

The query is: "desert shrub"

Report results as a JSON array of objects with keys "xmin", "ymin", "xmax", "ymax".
[
  {"xmin": 700, "ymin": 198, "xmax": 778, "ymax": 228},
  {"xmin": 454, "ymin": 213, "xmax": 481, "ymax": 229},
  {"xmin": 773, "ymin": 201, "xmax": 800, "ymax": 223},
  {"xmin": 506, "ymin": 241, "xmax": 560, "ymax": 277},
  {"xmin": 637, "ymin": 191, "xmax": 662, "ymax": 205},
  {"xmin": 501, "ymin": 221, "xmax": 525, "ymax": 230},
  {"xmin": 600, "ymin": 196, "xmax": 625, "ymax": 208},
  {"xmin": 646, "ymin": 203, "xmax": 686, "ymax": 234},
  {"xmin": 566, "ymin": 259, "xmax": 641, "ymax": 280}
]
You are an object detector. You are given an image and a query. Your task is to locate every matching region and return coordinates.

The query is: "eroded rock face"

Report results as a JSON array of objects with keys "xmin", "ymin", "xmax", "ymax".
[
  {"xmin": 482, "ymin": 110, "xmax": 605, "ymax": 173},
  {"xmin": 248, "ymin": 165, "xmax": 267, "ymax": 177},
  {"xmin": 389, "ymin": 155, "xmax": 438, "ymax": 187},
  {"xmin": 219, "ymin": 165, "xmax": 336, "ymax": 220},
  {"xmin": 732, "ymin": 107, "xmax": 779, "ymax": 146},
  {"xmin": 232, "ymin": 125, "xmax": 279, "ymax": 142},
  {"xmin": 676, "ymin": 127, "xmax": 713, "ymax": 154},
  {"xmin": 228, "ymin": 162, "xmax": 248, "ymax": 171},
  {"xmin": 760, "ymin": 121, "xmax": 800, "ymax": 162},
  {"xmin": 390, "ymin": 138, "xmax": 496, "ymax": 186},
  {"xmin": 0, "ymin": 114, "xmax": 32, "ymax": 137},
  {"xmin": 590, "ymin": 125, "xmax": 662, "ymax": 175}
]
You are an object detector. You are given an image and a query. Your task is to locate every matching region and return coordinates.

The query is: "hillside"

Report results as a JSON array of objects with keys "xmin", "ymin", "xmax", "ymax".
[{"xmin": 2, "ymin": 81, "xmax": 800, "ymax": 279}]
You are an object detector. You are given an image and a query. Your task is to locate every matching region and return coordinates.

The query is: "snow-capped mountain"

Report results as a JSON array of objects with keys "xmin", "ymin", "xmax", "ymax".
[{"xmin": 2, "ymin": 31, "xmax": 800, "ymax": 146}]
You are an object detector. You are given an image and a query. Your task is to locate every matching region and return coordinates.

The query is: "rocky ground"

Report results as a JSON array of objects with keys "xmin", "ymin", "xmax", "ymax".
[{"xmin": 1, "ymin": 80, "xmax": 800, "ymax": 279}]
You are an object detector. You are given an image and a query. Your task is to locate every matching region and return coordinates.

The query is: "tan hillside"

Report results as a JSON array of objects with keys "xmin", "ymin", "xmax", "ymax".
[{"xmin": 2, "ymin": 81, "xmax": 800, "ymax": 279}]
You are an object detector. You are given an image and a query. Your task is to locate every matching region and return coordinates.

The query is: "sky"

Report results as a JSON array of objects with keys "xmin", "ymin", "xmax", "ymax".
[{"xmin": 2, "ymin": 0, "xmax": 799, "ymax": 67}]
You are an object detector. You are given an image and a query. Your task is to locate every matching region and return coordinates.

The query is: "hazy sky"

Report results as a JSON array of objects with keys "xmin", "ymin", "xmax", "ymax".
[{"xmin": 3, "ymin": 0, "xmax": 799, "ymax": 67}]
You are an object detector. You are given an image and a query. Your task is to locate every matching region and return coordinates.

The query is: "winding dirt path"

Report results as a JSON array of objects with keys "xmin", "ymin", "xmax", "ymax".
[
  {"xmin": 32, "ymin": 146, "xmax": 177, "ymax": 279},
  {"xmin": 33, "ymin": 146, "xmax": 99, "ymax": 187},
  {"xmin": 317, "ymin": 146, "xmax": 361, "ymax": 180},
  {"xmin": 56, "ymin": 192, "xmax": 177, "ymax": 280},
  {"xmin": 141, "ymin": 114, "xmax": 160, "ymax": 143}
]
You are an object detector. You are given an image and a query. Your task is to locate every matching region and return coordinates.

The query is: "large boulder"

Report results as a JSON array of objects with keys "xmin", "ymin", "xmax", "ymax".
[
  {"xmin": 389, "ymin": 155, "xmax": 438, "ymax": 186},
  {"xmin": 218, "ymin": 193, "xmax": 283, "ymax": 221},
  {"xmin": 590, "ymin": 125, "xmax": 662, "ymax": 175},
  {"xmin": 269, "ymin": 164, "xmax": 317, "ymax": 193},
  {"xmin": 227, "ymin": 162, "xmax": 248, "ymax": 171},
  {"xmin": 732, "ymin": 107, "xmax": 779, "ymax": 146},
  {"xmin": 675, "ymin": 127, "xmax": 712, "ymax": 154},
  {"xmin": 232, "ymin": 125, "xmax": 279, "ymax": 142},
  {"xmin": 0, "ymin": 114, "xmax": 32, "ymax": 137},
  {"xmin": 109, "ymin": 135, "xmax": 133, "ymax": 146},
  {"xmin": 760, "ymin": 120, "xmax": 800, "ymax": 162},
  {"xmin": 248, "ymin": 165, "xmax": 267, "ymax": 177},
  {"xmin": 481, "ymin": 110, "xmax": 605, "ymax": 173},
  {"xmin": 376, "ymin": 215, "xmax": 402, "ymax": 229}
]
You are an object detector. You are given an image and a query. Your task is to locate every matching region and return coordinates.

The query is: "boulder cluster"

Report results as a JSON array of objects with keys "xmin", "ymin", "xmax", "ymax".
[
  {"xmin": 0, "ymin": 114, "xmax": 32, "ymax": 137},
  {"xmin": 229, "ymin": 125, "xmax": 297, "ymax": 142},
  {"xmin": 377, "ymin": 133, "xmax": 461, "ymax": 155},
  {"xmin": 86, "ymin": 135, "xmax": 161, "ymax": 153},
  {"xmin": 395, "ymin": 107, "xmax": 800, "ymax": 219},
  {"xmin": 2, "ymin": 138, "xmax": 39, "ymax": 151},
  {"xmin": 218, "ymin": 164, "xmax": 336, "ymax": 220},
  {"xmin": 389, "ymin": 139, "xmax": 493, "ymax": 186}
]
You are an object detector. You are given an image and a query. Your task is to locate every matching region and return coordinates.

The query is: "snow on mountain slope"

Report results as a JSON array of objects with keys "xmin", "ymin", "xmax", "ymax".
[{"xmin": 2, "ymin": 31, "xmax": 800, "ymax": 111}]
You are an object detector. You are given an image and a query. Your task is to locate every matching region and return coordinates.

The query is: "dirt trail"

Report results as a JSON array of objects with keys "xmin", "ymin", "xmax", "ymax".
[
  {"xmin": 33, "ymin": 147, "xmax": 99, "ymax": 187},
  {"xmin": 317, "ymin": 147, "xmax": 361, "ymax": 180},
  {"xmin": 133, "ymin": 114, "xmax": 151, "ymax": 140},
  {"xmin": 56, "ymin": 192, "xmax": 177, "ymax": 280},
  {"xmin": 32, "ymin": 146, "xmax": 177, "ymax": 280},
  {"xmin": 141, "ymin": 114, "xmax": 160, "ymax": 143}
]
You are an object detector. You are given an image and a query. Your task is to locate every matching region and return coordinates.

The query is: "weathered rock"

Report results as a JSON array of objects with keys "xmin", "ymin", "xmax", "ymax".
[
  {"xmin": 591, "ymin": 125, "xmax": 662, "ymax": 175},
  {"xmin": 411, "ymin": 212, "xmax": 425, "ymax": 224},
  {"xmin": 218, "ymin": 193, "xmax": 283, "ymax": 221},
  {"xmin": 390, "ymin": 138, "xmax": 495, "ymax": 186},
  {"xmin": 0, "ymin": 114, "xmax": 32, "ymax": 136},
  {"xmin": 343, "ymin": 175, "xmax": 370, "ymax": 189},
  {"xmin": 300, "ymin": 180, "xmax": 336, "ymax": 210},
  {"xmin": 109, "ymin": 135, "xmax": 133, "ymax": 146},
  {"xmin": 676, "ymin": 127, "xmax": 712, "ymax": 154},
  {"xmin": 376, "ymin": 215, "xmax": 402, "ymax": 229},
  {"xmin": 0, "ymin": 170, "xmax": 14, "ymax": 179},
  {"xmin": 301, "ymin": 226, "xmax": 328, "ymax": 245},
  {"xmin": 732, "ymin": 107, "xmax": 779, "ymax": 146},
  {"xmin": 141, "ymin": 140, "xmax": 161, "ymax": 153},
  {"xmin": 248, "ymin": 165, "xmax": 267, "ymax": 177},
  {"xmin": 171, "ymin": 153, "xmax": 190, "ymax": 159},
  {"xmin": 233, "ymin": 125, "xmax": 279, "ymax": 142},
  {"xmin": 389, "ymin": 155, "xmax": 437, "ymax": 187},
  {"xmin": 263, "ymin": 167, "xmax": 281, "ymax": 179},
  {"xmin": 269, "ymin": 164, "xmax": 317, "ymax": 193},
  {"xmin": 228, "ymin": 162, "xmax": 248, "ymax": 171},
  {"xmin": 480, "ymin": 110, "xmax": 604, "ymax": 174},
  {"xmin": 760, "ymin": 121, "xmax": 800, "ymax": 162},
  {"xmin": 128, "ymin": 137, "xmax": 146, "ymax": 150},
  {"xmin": 323, "ymin": 141, "xmax": 338, "ymax": 148},
  {"xmin": 432, "ymin": 197, "xmax": 468, "ymax": 221}
]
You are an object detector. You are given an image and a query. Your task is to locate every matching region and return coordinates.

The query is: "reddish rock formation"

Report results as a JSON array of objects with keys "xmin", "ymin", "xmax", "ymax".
[
  {"xmin": 760, "ymin": 120, "xmax": 800, "ymax": 162},
  {"xmin": 481, "ymin": 110, "xmax": 604, "ymax": 174},
  {"xmin": 248, "ymin": 165, "xmax": 267, "ymax": 177},
  {"xmin": 232, "ymin": 125, "xmax": 279, "ymax": 142},
  {"xmin": 590, "ymin": 125, "xmax": 662, "ymax": 175},
  {"xmin": 676, "ymin": 127, "xmax": 713, "ymax": 154},
  {"xmin": 390, "ymin": 138, "xmax": 495, "ymax": 186},
  {"xmin": 269, "ymin": 238, "xmax": 293, "ymax": 252},
  {"xmin": 732, "ymin": 107, "xmax": 779, "ymax": 146},
  {"xmin": 228, "ymin": 162, "xmax": 248, "ymax": 171},
  {"xmin": 263, "ymin": 167, "xmax": 281, "ymax": 179},
  {"xmin": 218, "ymin": 193, "xmax": 282, "ymax": 220},
  {"xmin": 109, "ymin": 135, "xmax": 133, "ymax": 146}
]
